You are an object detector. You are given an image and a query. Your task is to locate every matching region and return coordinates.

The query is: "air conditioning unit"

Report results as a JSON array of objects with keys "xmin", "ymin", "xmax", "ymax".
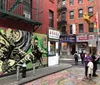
[{"xmin": 23, "ymin": 11, "xmax": 31, "ymax": 19}]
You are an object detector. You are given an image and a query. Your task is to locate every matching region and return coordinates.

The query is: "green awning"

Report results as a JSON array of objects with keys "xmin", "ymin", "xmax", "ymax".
[{"xmin": 0, "ymin": 9, "xmax": 42, "ymax": 26}]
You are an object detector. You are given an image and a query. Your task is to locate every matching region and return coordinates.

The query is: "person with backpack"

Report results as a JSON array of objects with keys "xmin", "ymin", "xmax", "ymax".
[
  {"xmin": 80, "ymin": 51, "xmax": 85, "ymax": 65},
  {"xmin": 74, "ymin": 51, "xmax": 79, "ymax": 65}
]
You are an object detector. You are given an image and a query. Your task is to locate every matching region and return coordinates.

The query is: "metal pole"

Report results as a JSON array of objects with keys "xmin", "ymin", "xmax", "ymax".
[
  {"xmin": 17, "ymin": 65, "xmax": 20, "ymax": 81},
  {"xmin": 33, "ymin": 63, "xmax": 36, "ymax": 76}
]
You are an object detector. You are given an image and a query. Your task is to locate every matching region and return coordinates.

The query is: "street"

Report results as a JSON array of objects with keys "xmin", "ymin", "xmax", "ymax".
[{"xmin": 24, "ymin": 59, "xmax": 100, "ymax": 85}]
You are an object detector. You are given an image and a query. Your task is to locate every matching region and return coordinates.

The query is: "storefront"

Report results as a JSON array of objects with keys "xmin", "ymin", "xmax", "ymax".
[
  {"xmin": 88, "ymin": 34, "xmax": 97, "ymax": 54},
  {"xmin": 76, "ymin": 34, "xmax": 88, "ymax": 53},
  {"xmin": 48, "ymin": 28, "xmax": 60, "ymax": 66},
  {"xmin": 60, "ymin": 35, "xmax": 76, "ymax": 55}
]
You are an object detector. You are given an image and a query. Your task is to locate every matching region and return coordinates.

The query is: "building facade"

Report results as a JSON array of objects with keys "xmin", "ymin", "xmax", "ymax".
[
  {"xmin": 58, "ymin": 0, "xmax": 100, "ymax": 55},
  {"xmin": 0, "ymin": 0, "xmax": 58, "ymax": 76}
]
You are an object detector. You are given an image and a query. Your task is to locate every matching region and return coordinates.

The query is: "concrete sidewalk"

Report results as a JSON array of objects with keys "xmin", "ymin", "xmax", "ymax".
[{"xmin": 0, "ymin": 64, "xmax": 72, "ymax": 85}]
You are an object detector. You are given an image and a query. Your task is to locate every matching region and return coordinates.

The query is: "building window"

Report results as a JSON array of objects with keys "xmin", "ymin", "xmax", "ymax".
[
  {"xmin": 49, "ymin": 10, "xmax": 54, "ymax": 27},
  {"xmin": 70, "ymin": 0, "xmax": 74, "ymax": 5},
  {"xmin": 62, "ymin": 25, "xmax": 66, "ymax": 34},
  {"xmin": 61, "ymin": 12, "xmax": 66, "ymax": 20},
  {"xmin": 62, "ymin": 0, "xmax": 66, "ymax": 5},
  {"xmin": 70, "ymin": 25, "xmax": 73, "ymax": 34},
  {"xmin": 49, "ymin": 41, "xmax": 55, "ymax": 56},
  {"xmin": 23, "ymin": 0, "xmax": 31, "ymax": 19},
  {"xmin": 70, "ymin": 11, "xmax": 74, "ymax": 19},
  {"xmin": 88, "ymin": 0, "xmax": 93, "ymax": 2},
  {"xmin": 88, "ymin": 7, "xmax": 93, "ymax": 16},
  {"xmin": 49, "ymin": 0, "xmax": 54, "ymax": 3},
  {"xmin": 89, "ymin": 23, "xmax": 94, "ymax": 32},
  {"xmin": 78, "ymin": 9, "xmax": 83, "ymax": 18},
  {"xmin": 79, "ymin": 24, "xmax": 84, "ymax": 33},
  {"xmin": 0, "ymin": 0, "xmax": 6, "ymax": 10},
  {"xmin": 78, "ymin": 0, "xmax": 83, "ymax": 4}
]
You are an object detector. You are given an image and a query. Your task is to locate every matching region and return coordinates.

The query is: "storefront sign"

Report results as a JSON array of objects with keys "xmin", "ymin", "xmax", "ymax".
[
  {"xmin": 48, "ymin": 29, "xmax": 60, "ymax": 39},
  {"xmin": 76, "ymin": 34, "xmax": 88, "ymax": 42},
  {"xmin": 60, "ymin": 36, "xmax": 76, "ymax": 42}
]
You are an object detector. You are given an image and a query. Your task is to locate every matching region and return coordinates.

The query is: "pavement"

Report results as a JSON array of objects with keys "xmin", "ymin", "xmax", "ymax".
[
  {"xmin": 0, "ymin": 63, "xmax": 72, "ymax": 85},
  {"xmin": 24, "ymin": 67, "xmax": 100, "ymax": 85}
]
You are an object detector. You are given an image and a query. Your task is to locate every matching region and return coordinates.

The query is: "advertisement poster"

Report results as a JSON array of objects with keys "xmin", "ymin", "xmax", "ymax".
[{"xmin": 0, "ymin": 28, "xmax": 47, "ymax": 76}]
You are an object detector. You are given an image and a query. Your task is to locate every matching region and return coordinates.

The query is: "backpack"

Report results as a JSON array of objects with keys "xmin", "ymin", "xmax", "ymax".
[
  {"xmin": 74, "ymin": 53, "xmax": 78, "ymax": 58},
  {"xmin": 81, "ymin": 53, "xmax": 84, "ymax": 58}
]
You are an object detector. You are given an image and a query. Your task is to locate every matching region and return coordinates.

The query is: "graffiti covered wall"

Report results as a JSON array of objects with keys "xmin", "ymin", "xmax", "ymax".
[{"xmin": 0, "ymin": 28, "xmax": 47, "ymax": 76}]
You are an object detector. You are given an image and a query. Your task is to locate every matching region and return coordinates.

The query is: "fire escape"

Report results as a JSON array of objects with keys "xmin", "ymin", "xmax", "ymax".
[
  {"xmin": 0, "ymin": 0, "xmax": 42, "ymax": 31},
  {"xmin": 57, "ymin": 0, "xmax": 67, "ymax": 35}
]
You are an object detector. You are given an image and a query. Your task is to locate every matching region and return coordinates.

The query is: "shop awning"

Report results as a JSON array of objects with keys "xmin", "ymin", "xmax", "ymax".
[{"xmin": 0, "ymin": 9, "xmax": 42, "ymax": 26}]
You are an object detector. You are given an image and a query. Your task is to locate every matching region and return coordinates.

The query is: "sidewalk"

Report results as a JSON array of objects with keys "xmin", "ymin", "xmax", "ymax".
[{"xmin": 0, "ymin": 64, "xmax": 72, "ymax": 85}]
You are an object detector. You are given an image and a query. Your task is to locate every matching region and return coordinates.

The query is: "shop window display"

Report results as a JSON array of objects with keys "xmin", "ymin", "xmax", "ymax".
[{"xmin": 49, "ymin": 41, "xmax": 55, "ymax": 56}]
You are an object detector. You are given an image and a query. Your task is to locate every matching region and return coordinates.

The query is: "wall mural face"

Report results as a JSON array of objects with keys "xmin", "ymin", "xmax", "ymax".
[{"xmin": 0, "ymin": 28, "xmax": 47, "ymax": 76}]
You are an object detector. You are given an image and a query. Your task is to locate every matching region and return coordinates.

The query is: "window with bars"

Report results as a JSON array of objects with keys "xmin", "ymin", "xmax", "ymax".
[
  {"xmin": 0, "ymin": 0, "xmax": 6, "ymax": 10},
  {"xmin": 89, "ymin": 23, "xmax": 94, "ymax": 32},
  {"xmin": 78, "ymin": 0, "xmax": 83, "ymax": 4},
  {"xmin": 70, "ymin": 25, "xmax": 73, "ymax": 34},
  {"xmin": 49, "ymin": 10, "xmax": 54, "ymax": 27},
  {"xmin": 70, "ymin": 11, "xmax": 74, "ymax": 19},
  {"xmin": 78, "ymin": 9, "xmax": 83, "ymax": 18},
  {"xmin": 79, "ymin": 24, "xmax": 84, "ymax": 33},
  {"xmin": 23, "ymin": 0, "xmax": 31, "ymax": 19},
  {"xmin": 88, "ymin": 7, "xmax": 93, "ymax": 16},
  {"xmin": 70, "ymin": 0, "xmax": 74, "ymax": 5}
]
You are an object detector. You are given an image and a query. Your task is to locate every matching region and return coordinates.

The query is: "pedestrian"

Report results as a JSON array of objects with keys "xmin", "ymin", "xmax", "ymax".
[
  {"xmin": 87, "ymin": 59, "xmax": 93, "ymax": 80},
  {"xmin": 74, "ymin": 51, "xmax": 79, "ymax": 65},
  {"xmin": 91, "ymin": 52, "xmax": 100, "ymax": 77},
  {"xmin": 80, "ymin": 51, "xmax": 85, "ymax": 65},
  {"xmin": 83, "ymin": 52, "xmax": 92, "ymax": 80}
]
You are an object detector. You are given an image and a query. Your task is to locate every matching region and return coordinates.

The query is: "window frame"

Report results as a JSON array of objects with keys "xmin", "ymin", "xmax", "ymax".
[
  {"xmin": 23, "ymin": 0, "xmax": 31, "ymax": 19},
  {"xmin": 78, "ymin": 0, "xmax": 83, "ymax": 4},
  {"xmin": 49, "ymin": 10, "xmax": 54, "ymax": 27},
  {"xmin": 78, "ymin": 9, "xmax": 83, "ymax": 18},
  {"xmin": 48, "ymin": 41, "xmax": 56, "ymax": 56},
  {"xmin": 79, "ymin": 23, "xmax": 84, "ymax": 33},
  {"xmin": 70, "ymin": 25, "xmax": 73, "ymax": 34},
  {"xmin": 0, "ymin": 0, "xmax": 6, "ymax": 10},
  {"xmin": 89, "ymin": 22, "xmax": 94, "ymax": 32},
  {"xmin": 70, "ymin": 0, "xmax": 74, "ymax": 5},
  {"xmin": 70, "ymin": 11, "xmax": 74, "ymax": 19},
  {"xmin": 88, "ymin": 6, "xmax": 93, "ymax": 16}
]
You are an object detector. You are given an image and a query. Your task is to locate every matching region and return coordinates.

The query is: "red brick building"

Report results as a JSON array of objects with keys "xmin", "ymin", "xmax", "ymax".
[
  {"xmin": 58, "ymin": 0, "xmax": 100, "ymax": 55},
  {"xmin": 0, "ymin": 0, "xmax": 58, "ymax": 76},
  {"xmin": 0, "ymin": 0, "xmax": 57, "ymax": 33}
]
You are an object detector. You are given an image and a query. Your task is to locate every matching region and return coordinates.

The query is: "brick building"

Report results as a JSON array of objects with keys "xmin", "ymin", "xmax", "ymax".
[
  {"xmin": 58, "ymin": 0, "xmax": 100, "ymax": 55},
  {"xmin": 0, "ymin": 0, "xmax": 58, "ymax": 76}
]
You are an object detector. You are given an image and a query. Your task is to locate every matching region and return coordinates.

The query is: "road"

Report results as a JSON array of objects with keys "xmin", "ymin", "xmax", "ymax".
[{"xmin": 24, "ymin": 58, "xmax": 100, "ymax": 85}]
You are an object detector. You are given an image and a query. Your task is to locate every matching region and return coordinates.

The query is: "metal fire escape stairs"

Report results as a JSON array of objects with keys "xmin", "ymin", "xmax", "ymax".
[
  {"xmin": 0, "ymin": 0, "xmax": 42, "ymax": 31},
  {"xmin": 8, "ymin": 0, "xmax": 23, "ymax": 12},
  {"xmin": 57, "ymin": 0, "xmax": 67, "ymax": 30}
]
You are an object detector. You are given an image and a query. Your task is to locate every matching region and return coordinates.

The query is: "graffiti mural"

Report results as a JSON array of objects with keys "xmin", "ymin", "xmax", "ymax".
[
  {"xmin": 32, "ymin": 33, "xmax": 47, "ymax": 67},
  {"xmin": 0, "ymin": 28, "xmax": 47, "ymax": 76}
]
